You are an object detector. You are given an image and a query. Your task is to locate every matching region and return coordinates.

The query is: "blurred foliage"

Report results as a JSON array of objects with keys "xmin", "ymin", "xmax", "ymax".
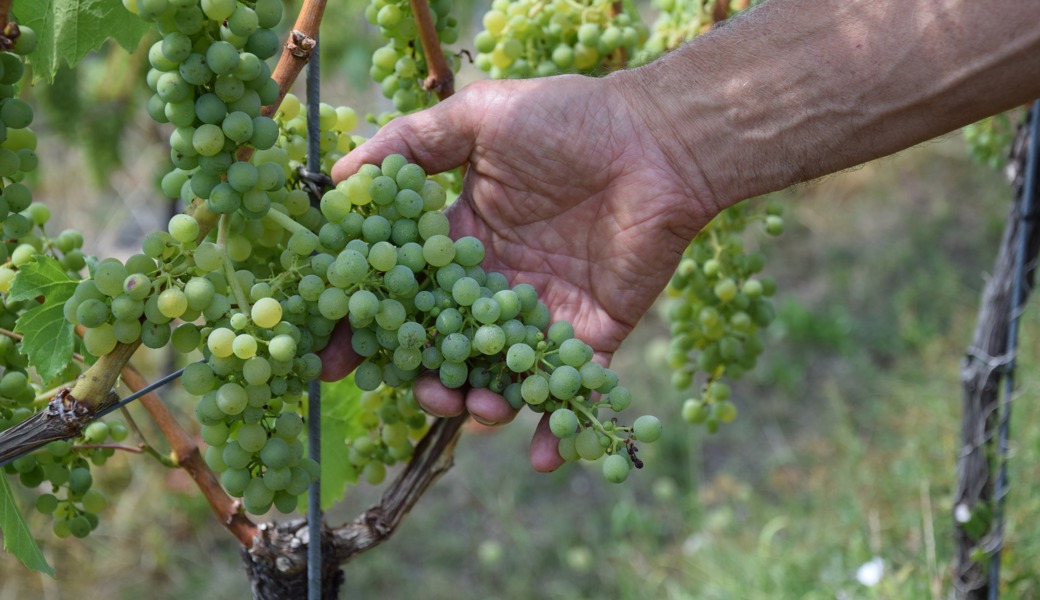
[{"xmin": 963, "ymin": 112, "xmax": 1019, "ymax": 171}]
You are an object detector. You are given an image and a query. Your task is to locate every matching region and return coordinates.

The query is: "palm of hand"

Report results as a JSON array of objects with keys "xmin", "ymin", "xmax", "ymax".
[
  {"xmin": 442, "ymin": 78, "xmax": 700, "ymax": 360},
  {"xmin": 323, "ymin": 75, "xmax": 707, "ymax": 470}
]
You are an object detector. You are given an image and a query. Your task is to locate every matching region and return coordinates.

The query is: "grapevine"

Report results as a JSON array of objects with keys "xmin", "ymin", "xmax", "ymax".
[{"xmin": 0, "ymin": 0, "xmax": 786, "ymax": 593}]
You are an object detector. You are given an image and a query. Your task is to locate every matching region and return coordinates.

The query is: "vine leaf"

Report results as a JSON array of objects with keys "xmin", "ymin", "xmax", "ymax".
[
  {"xmin": 13, "ymin": 0, "xmax": 151, "ymax": 83},
  {"xmin": 11, "ymin": 255, "xmax": 77, "ymax": 382},
  {"xmin": 0, "ymin": 473, "xmax": 54, "ymax": 575},
  {"xmin": 315, "ymin": 378, "xmax": 364, "ymax": 511}
]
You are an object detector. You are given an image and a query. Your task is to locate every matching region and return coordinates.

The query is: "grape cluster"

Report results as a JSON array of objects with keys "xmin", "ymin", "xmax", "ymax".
[
  {"xmin": 665, "ymin": 202, "xmax": 782, "ymax": 432},
  {"xmin": 0, "ymin": 42, "xmax": 123, "ymax": 537},
  {"xmin": 366, "ymin": 0, "xmax": 459, "ymax": 116},
  {"xmin": 636, "ymin": 0, "xmax": 762, "ymax": 65},
  {"xmin": 126, "ymin": 0, "xmax": 286, "ymax": 218},
  {"xmin": 267, "ymin": 92, "xmax": 363, "ymax": 177},
  {"xmin": 345, "ymin": 386, "xmax": 429, "ymax": 485},
  {"xmin": 5, "ymin": 420, "xmax": 127, "ymax": 539},
  {"xmin": 326, "ymin": 154, "xmax": 657, "ymax": 482},
  {"xmin": 472, "ymin": 0, "xmax": 647, "ymax": 79}
]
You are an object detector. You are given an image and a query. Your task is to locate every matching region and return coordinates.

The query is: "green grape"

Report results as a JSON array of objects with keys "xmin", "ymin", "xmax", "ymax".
[
  {"xmin": 473, "ymin": 325, "xmax": 505, "ymax": 355},
  {"xmin": 157, "ymin": 287, "xmax": 188, "ymax": 319},
  {"xmin": 233, "ymin": 333, "xmax": 258, "ymax": 359},
  {"xmin": 222, "ymin": 111, "xmax": 254, "ymax": 143},
  {"xmin": 216, "ymin": 382, "xmax": 248, "ymax": 415},
  {"xmin": 182, "ymin": 364, "xmax": 216, "ymax": 398},
  {"xmin": 251, "ymin": 297, "xmax": 282, "ymax": 328},
  {"xmin": 192, "ymin": 123, "xmax": 226, "ymax": 156},
  {"xmin": 438, "ymin": 361, "xmax": 468, "ymax": 389},
  {"xmin": 1, "ymin": 99, "xmax": 32, "ymax": 129},
  {"xmin": 268, "ymin": 334, "xmax": 297, "ymax": 362},
  {"xmin": 243, "ymin": 478, "xmax": 275, "ymax": 514},
  {"xmin": 574, "ymin": 428, "xmax": 605, "ymax": 461},
  {"xmin": 195, "ymin": 92, "xmax": 228, "ymax": 124},
  {"xmin": 632, "ymin": 415, "xmax": 662, "ymax": 442},
  {"xmin": 549, "ymin": 408, "xmax": 579, "ymax": 439},
  {"xmin": 207, "ymin": 327, "xmax": 236, "ymax": 358},
  {"xmin": 226, "ymin": 161, "xmax": 259, "ymax": 192},
  {"xmin": 602, "ymin": 453, "xmax": 630, "ymax": 483},
  {"xmin": 549, "ymin": 365, "xmax": 581, "ymax": 400},
  {"xmin": 521, "ymin": 373, "xmax": 549, "ymax": 405},
  {"xmin": 75, "ymin": 298, "xmax": 109, "ymax": 328}
]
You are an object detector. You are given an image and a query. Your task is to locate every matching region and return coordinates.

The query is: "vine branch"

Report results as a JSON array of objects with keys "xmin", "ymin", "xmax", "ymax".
[
  {"xmin": 410, "ymin": 0, "xmax": 454, "ymax": 99},
  {"xmin": 0, "ymin": 0, "xmax": 10, "ymax": 34},
  {"xmin": 262, "ymin": 0, "xmax": 328, "ymax": 120},
  {"xmin": 120, "ymin": 364, "xmax": 259, "ymax": 547}
]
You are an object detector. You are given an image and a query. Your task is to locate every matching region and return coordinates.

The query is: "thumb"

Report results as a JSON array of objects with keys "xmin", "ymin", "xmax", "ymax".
[{"xmin": 331, "ymin": 84, "xmax": 487, "ymax": 183}]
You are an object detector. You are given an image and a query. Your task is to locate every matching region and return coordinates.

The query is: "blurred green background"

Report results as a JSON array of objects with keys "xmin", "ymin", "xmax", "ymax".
[{"xmin": 2, "ymin": 1, "xmax": 1038, "ymax": 598}]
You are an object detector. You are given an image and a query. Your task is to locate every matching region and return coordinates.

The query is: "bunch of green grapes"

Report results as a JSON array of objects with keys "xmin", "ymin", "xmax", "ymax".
[
  {"xmin": 267, "ymin": 93, "xmax": 363, "ymax": 177},
  {"xmin": 268, "ymin": 94, "xmax": 464, "ymax": 196},
  {"xmin": 126, "ymin": 0, "xmax": 285, "ymax": 218},
  {"xmin": 62, "ymin": 0, "xmax": 657, "ymax": 519},
  {"xmin": 345, "ymin": 386, "xmax": 430, "ymax": 485},
  {"xmin": 472, "ymin": 0, "xmax": 646, "ymax": 79},
  {"xmin": 665, "ymin": 201, "xmax": 782, "ymax": 433},
  {"xmin": 7, "ymin": 419, "xmax": 129, "ymax": 539},
  {"xmin": 0, "ymin": 39, "xmax": 132, "ymax": 539},
  {"xmin": 327, "ymin": 154, "xmax": 659, "ymax": 482},
  {"xmin": 636, "ymin": 0, "xmax": 762, "ymax": 64},
  {"xmin": 366, "ymin": 0, "xmax": 460, "ymax": 115}
]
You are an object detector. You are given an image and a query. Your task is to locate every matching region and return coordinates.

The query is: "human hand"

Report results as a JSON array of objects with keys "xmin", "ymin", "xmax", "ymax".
[{"xmin": 319, "ymin": 73, "xmax": 714, "ymax": 471}]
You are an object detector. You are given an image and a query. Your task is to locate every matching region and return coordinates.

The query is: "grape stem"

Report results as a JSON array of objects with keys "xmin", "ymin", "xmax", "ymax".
[
  {"xmin": 263, "ymin": 205, "xmax": 311, "ymax": 237},
  {"xmin": 69, "ymin": 341, "xmax": 140, "ymax": 410},
  {"xmin": 409, "ymin": 0, "xmax": 455, "ymax": 99},
  {"xmin": 219, "ymin": 214, "xmax": 252, "ymax": 314},
  {"xmin": 119, "ymin": 363, "xmax": 259, "ymax": 547},
  {"xmin": 71, "ymin": 443, "xmax": 144, "ymax": 454}
]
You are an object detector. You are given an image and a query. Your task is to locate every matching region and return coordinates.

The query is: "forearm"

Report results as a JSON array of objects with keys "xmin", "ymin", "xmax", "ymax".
[{"xmin": 615, "ymin": 0, "xmax": 1040, "ymax": 209}]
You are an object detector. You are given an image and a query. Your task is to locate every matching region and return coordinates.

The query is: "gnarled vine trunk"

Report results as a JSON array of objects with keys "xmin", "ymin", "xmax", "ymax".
[{"xmin": 954, "ymin": 111, "xmax": 1039, "ymax": 598}]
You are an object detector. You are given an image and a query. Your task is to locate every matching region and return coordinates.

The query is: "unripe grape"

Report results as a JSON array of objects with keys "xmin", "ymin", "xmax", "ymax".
[
  {"xmin": 549, "ymin": 408, "xmax": 579, "ymax": 438},
  {"xmin": 632, "ymin": 415, "xmax": 662, "ymax": 443},
  {"xmin": 602, "ymin": 454, "xmax": 630, "ymax": 483},
  {"xmin": 251, "ymin": 297, "xmax": 282, "ymax": 328}
]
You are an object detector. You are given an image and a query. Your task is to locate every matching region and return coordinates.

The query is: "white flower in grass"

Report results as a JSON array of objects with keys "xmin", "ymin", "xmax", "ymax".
[{"xmin": 855, "ymin": 556, "xmax": 884, "ymax": 587}]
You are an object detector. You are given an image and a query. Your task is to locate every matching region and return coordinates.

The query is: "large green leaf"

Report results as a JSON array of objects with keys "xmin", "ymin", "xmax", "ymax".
[
  {"xmin": 0, "ymin": 474, "xmax": 54, "ymax": 575},
  {"xmin": 13, "ymin": 0, "xmax": 151, "ymax": 83},
  {"xmin": 11, "ymin": 255, "xmax": 77, "ymax": 382},
  {"xmin": 316, "ymin": 378, "xmax": 364, "ymax": 510}
]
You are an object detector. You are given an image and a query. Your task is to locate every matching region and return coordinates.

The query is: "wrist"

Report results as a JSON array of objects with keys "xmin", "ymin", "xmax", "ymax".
[{"xmin": 605, "ymin": 66, "xmax": 729, "ymax": 239}]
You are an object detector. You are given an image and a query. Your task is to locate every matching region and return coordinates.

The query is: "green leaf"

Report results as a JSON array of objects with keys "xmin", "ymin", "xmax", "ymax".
[
  {"xmin": 316, "ymin": 377, "xmax": 365, "ymax": 511},
  {"xmin": 13, "ymin": 0, "xmax": 152, "ymax": 83},
  {"xmin": 0, "ymin": 474, "xmax": 54, "ymax": 575},
  {"xmin": 11, "ymin": 255, "xmax": 78, "ymax": 382}
]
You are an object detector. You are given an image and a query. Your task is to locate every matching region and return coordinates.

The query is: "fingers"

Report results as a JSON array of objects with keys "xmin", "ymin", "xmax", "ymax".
[
  {"xmin": 317, "ymin": 321, "xmax": 363, "ymax": 382},
  {"xmin": 530, "ymin": 413, "xmax": 565, "ymax": 473},
  {"xmin": 330, "ymin": 83, "xmax": 490, "ymax": 183},
  {"xmin": 413, "ymin": 373, "xmax": 464, "ymax": 417},
  {"xmin": 465, "ymin": 388, "xmax": 518, "ymax": 426},
  {"xmin": 412, "ymin": 374, "xmax": 519, "ymax": 425}
]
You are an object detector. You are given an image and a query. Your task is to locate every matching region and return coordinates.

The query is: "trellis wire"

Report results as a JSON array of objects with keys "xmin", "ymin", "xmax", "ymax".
[
  {"xmin": 989, "ymin": 99, "xmax": 1040, "ymax": 599},
  {"xmin": 305, "ymin": 38, "xmax": 324, "ymax": 600}
]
